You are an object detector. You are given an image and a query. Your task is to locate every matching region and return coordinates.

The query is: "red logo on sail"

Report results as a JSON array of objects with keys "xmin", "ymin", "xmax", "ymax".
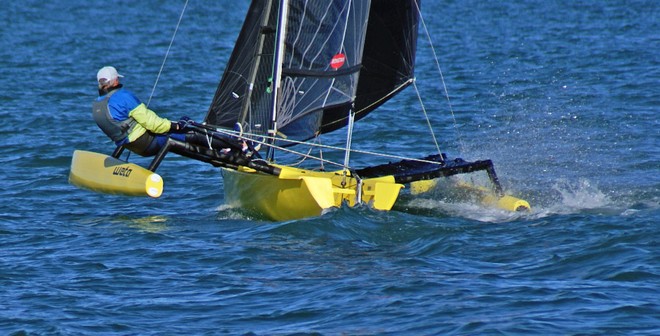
[{"xmin": 330, "ymin": 53, "xmax": 346, "ymax": 70}]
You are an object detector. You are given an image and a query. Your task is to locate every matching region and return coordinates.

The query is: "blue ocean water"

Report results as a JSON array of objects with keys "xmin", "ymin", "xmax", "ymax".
[{"xmin": 1, "ymin": 0, "xmax": 658, "ymax": 334}]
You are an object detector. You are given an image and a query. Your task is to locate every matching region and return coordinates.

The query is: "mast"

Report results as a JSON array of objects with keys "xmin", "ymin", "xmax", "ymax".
[{"xmin": 266, "ymin": 0, "xmax": 289, "ymax": 161}]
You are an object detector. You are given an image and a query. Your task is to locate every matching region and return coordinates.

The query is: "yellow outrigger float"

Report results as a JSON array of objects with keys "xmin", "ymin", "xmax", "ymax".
[
  {"xmin": 70, "ymin": 0, "xmax": 531, "ymax": 220},
  {"xmin": 69, "ymin": 150, "xmax": 163, "ymax": 198}
]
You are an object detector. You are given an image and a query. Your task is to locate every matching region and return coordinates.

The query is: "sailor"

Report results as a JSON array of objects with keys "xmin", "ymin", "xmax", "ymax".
[
  {"xmin": 93, "ymin": 66, "xmax": 190, "ymax": 156},
  {"xmin": 93, "ymin": 65, "xmax": 259, "ymax": 159}
]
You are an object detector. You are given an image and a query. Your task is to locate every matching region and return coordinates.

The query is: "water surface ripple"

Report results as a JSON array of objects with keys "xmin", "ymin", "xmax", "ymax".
[{"xmin": 1, "ymin": 0, "xmax": 658, "ymax": 334}]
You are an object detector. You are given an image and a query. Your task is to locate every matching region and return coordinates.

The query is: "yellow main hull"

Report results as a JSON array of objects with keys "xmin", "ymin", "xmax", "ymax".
[
  {"xmin": 222, "ymin": 165, "xmax": 530, "ymax": 221},
  {"xmin": 221, "ymin": 165, "xmax": 404, "ymax": 221}
]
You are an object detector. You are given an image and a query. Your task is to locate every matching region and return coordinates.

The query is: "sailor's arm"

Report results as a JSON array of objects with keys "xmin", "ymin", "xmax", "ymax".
[{"xmin": 128, "ymin": 103, "xmax": 174, "ymax": 134}]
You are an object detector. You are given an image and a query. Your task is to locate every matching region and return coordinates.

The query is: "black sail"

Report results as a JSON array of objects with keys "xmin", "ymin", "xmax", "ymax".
[
  {"xmin": 205, "ymin": 0, "xmax": 279, "ymax": 135},
  {"xmin": 320, "ymin": 0, "xmax": 420, "ymax": 134},
  {"xmin": 205, "ymin": 0, "xmax": 420, "ymax": 144}
]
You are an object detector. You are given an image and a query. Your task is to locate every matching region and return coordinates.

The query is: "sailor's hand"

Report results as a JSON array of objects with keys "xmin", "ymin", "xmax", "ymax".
[{"xmin": 170, "ymin": 118, "xmax": 191, "ymax": 133}]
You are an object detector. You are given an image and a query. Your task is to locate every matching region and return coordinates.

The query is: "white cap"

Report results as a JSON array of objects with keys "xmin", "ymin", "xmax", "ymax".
[{"xmin": 96, "ymin": 66, "xmax": 124, "ymax": 85}]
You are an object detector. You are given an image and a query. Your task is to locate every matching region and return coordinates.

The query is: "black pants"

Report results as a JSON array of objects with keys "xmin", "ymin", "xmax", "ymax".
[{"xmin": 125, "ymin": 131, "xmax": 240, "ymax": 157}]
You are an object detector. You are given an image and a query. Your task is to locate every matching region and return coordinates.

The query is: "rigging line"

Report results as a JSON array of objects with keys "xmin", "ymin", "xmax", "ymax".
[
  {"xmin": 253, "ymin": 133, "xmax": 435, "ymax": 171},
  {"xmin": 196, "ymin": 126, "xmax": 343, "ymax": 167},
  {"xmin": 146, "ymin": 0, "xmax": 189, "ymax": 108},
  {"xmin": 263, "ymin": 137, "xmax": 443, "ymax": 169},
  {"xmin": 317, "ymin": 136, "xmax": 325, "ymax": 171},
  {"xmin": 208, "ymin": 126, "xmax": 446, "ymax": 166},
  {"xmin": 266, "ymin": 141, "xmax": 347, "ymax": 168},
  {"xmin": 413, "ymin": 80, "xmax": 442, "ymax": 156},
  {"xmin": 288, "ymin": 135, "xmax": 326, "ymax": 168},
  {"xmin": 289, "ymin": 142, "xmax": 316, "ymax": 167},
  {"xmin": 413, "ymin": 1, "xmax": 466, "ymax": 155}
]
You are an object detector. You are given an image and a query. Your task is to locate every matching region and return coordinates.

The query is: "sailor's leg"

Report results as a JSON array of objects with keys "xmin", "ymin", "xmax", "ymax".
[
  {"xmin": 122, "ymin": 132, "xmax": 166, "ymax": 157},
  {"xmin": 183, "ymin": 131, "xmax": 241, "ymax": 152}
]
